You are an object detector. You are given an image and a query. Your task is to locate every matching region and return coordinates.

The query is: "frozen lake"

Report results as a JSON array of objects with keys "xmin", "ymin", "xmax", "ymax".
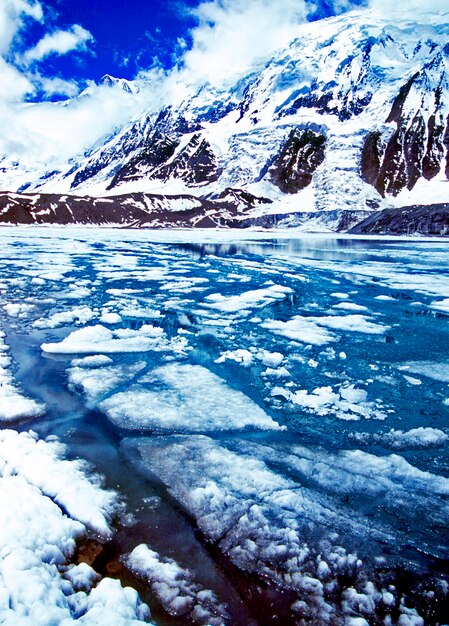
[{"xmin": 1, "ymin": 227, "xmax": 449, "ymax": 625}]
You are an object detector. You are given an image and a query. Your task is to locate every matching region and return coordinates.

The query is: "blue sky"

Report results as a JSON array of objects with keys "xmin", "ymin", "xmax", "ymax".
[{"xmin": 32, "ymin": 0, "xmax": 200, "ymax": 82}]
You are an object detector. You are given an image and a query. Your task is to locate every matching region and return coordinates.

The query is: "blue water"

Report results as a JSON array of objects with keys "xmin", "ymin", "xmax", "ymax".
[{"xmin": 1, "ymin": 229, "xmax": 449, "ymax": 625}]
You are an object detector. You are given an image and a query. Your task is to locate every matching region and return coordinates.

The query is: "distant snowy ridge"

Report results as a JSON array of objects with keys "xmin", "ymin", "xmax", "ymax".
[{"xmin": 1, "ymin": 9, "xmax": 449, "ymax": 230}]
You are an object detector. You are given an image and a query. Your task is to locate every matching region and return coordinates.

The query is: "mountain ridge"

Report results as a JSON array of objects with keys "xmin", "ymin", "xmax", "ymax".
[{"xmin": 1, "ymin": 9, "xmax": 449, "ymax": 231}]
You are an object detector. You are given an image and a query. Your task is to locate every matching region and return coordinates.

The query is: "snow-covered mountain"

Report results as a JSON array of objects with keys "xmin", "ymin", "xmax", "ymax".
[{"xmin": 1, "ymin": 9, "xmax": 449, "ymax": 229}]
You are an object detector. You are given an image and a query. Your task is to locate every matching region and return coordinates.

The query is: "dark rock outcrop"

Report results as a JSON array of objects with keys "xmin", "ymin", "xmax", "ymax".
[
  {"xmin": 0, "ymin": 189, "xmax": 268, "ymax": 228},
  {"xmin": 270, "ymin": 128, "xmax": 326, "ymax": 193},
  {"xmin": 361, "ymin": 48, "xmax": 449, "ymax": 197},
  {"xmin": 109, "ymin": 132, "xmax": 221, "ymax": 189},
  {"xmin": 349, "ymin": 203, "xmax": 449, "ymax": 235}
]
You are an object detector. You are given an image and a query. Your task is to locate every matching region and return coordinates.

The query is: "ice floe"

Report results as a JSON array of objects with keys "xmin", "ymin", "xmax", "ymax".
[
  {"xmin": 41, "ymin": 323, "xmax": 187, "ymax": 355},
  {"xmin": 273, "ymin": 382, "xmax": 386, "ymax": 420},
  {"xmin": 126, "ymin": 544, "xmax": 227, "ymax": 624},
  {"xmin": 202, "ymin": 284, "xmax": 293, "ymax": 314},
  {"xmin": 124, "ymin": 435, "xmax": 439, "ymax": 624},
  {"xmin": 0, "ymin": 330, "xmax": 46, "ymax": 422},
  {"xmin": 99, "ymin": 363, "xmax": 283, "ymax": 432},
  {"xmin": 351, "ymin": 427, "xmax": 448, "ymax": 449},
  {"xmin": 33, "ymin": 306, "xmax": 96, "ymax": 329},
  {"xmin": 261, "ymin": 316, "xmax": 337, "ymax": 345},
  {"xmin": 397, "ymin": 361, "xmax": 449, "ymax": 383}
]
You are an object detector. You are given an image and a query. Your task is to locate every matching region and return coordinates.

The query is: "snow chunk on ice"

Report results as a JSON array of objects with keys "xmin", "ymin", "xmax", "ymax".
[
  {"xmin": 100, "ymin": 363, "xmax": 283, "ymax": 432},
  {"xmin": 331, "ymin": 292, "xmax": 349, "ymax": 299},
  {"xmin": 375, "ymin": 295, "xmax": 395, "ymax": 301},
  {"xmin": 99, "ymin": 312, "xmax": 122, "ymax": 325},
  {"xmin": 332, "ymin": 302, "xmax": 368, "ymax": 312},
  {"xmin": 33, "ymin": 306, "xmax": 96, "ymax": 329},
  {"xmin": 215, "ymin": 349, "xmax": 254, "ymax": 366},
  {"xmin": 41, "ymin": 323, "xmax": 168, "ymax": 354},
  {"xmin": 353, "ymin": 428, "xmax": 448, "ymax": 450},
  {"xmin": 126, "ymin": 544, "xmax": 227, "ymax": 624},
  {"xmin": 203, "ymin": 284, "xmax": 293, "ymax": 314},
  {"xmin": 288, "ymin": 383, "xmax": 384, "ymax": 421},
  {"xmin": 261, "ymin": 316, "xmax": 336, "ymax": 345}
]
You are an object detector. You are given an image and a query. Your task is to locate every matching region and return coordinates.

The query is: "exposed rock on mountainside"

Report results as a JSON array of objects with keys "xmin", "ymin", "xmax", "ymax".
[
  {"xmin": 361, "ymin": 45, "xmax": 449, "ymax": 197},
  {"xmin": 269, "ymin": 127, "xmax": 326, "ymax": 193},
  {"xmin": 349, "ymin": 203, "xmax": 449, "ymax": 235}
]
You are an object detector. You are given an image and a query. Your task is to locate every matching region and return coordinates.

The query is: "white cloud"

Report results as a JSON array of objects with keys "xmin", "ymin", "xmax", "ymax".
[
  {"xmin": 23, "ymin": 24, "xmax": 93, "ymax": 64},
  {"xmin": 36, "ymin": 75, "xmax": 83, "ymax": 98},
  {"xmin": 0, "ymin": 82, "xmax": 161, "ymax": 169},
  {"xmin": 0, "ymin": 0, "xmax": 43, "ymax": 54},
  {"xmin": 178, "ymin": 0, "xmax": 309, "ymax": 87},
  {"xmin": 0, "ymin": 56, "xmax": 33, "ymax": 101}
]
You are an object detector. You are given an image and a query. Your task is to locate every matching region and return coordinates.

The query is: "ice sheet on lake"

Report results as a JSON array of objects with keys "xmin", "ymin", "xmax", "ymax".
[
  {"xmin": 68, "ymin": 361, "xmax": 147, "ymax": 404},
  {"xmin": 100, "ymin": 363, "xmax": 283, "ymax": 432},
  {"xmin": 397, "ymin": 361, "xmax": 449, "ymax": 382},
  {"xmin": 124, "ymin": 435, "xmax": 434, "ymax": 624},
  {"xmin": 0, "ymin": 330, "xmax": 46, "ymax": 422},
  {"xmin": 126, "ymin": 544, "xmax": 227, "ymax": 624},
  {"xmin": 0, "ymin": 430, "xmax": 150, "ymax": 625}
]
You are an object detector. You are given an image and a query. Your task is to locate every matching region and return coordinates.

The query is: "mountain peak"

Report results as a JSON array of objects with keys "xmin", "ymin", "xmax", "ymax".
[{"xmin": 98, "ymin": 74, "xmax": 138, "ymax": 94}]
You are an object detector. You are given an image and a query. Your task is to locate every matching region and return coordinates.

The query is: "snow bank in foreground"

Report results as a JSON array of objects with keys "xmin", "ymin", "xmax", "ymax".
[
  {"xmin": 126, "ymin": 544, "xmax": 227, "ymax": 625},
  {"xmin": 100, "ymin": 363, "xmax": 283, "ymax": 432},
  {"xmin": 0, "ymin": 430, "xmax": 150, "ymax": 625},
  {"xmin": 0, "ymin": 330, "xmax": 46, "ymax": 422}
]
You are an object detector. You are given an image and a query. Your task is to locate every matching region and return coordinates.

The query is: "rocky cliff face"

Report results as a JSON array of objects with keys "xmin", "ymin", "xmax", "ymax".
[
  {"xmin": 361, "ymin": 44, "xmax": 449, "ymax": 197},
  {"xmin": 269, "ymin": 127, "xmax": 326, "ymax": 193}
]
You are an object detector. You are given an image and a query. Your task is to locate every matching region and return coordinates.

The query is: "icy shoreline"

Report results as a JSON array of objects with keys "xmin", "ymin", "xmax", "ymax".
[{"xmin": 1, "ymin": 223, "xmax": 449, "ymax": 242}]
